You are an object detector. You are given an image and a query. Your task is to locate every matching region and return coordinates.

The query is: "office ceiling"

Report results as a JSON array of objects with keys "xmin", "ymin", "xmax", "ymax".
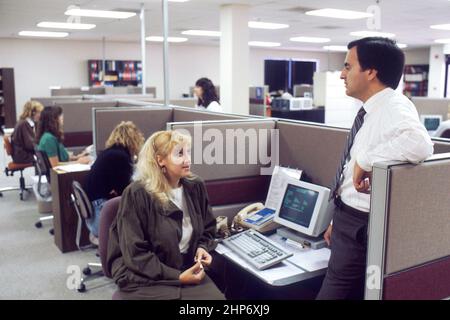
[{"xmin": 1, "ymin": 0, "xmax": 450, "ymax": 51}]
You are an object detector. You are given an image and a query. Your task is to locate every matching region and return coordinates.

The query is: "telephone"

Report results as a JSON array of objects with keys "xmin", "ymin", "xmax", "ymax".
[{"xmin": 232, "ymin": 202, "xmax": 280, "ymax": 233}]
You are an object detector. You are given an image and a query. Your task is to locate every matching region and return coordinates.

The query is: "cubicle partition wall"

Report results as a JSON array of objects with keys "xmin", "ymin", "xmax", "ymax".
[
  {"xmin": 32, "ymin": 96, "xmax": 84, "ymax": 107},
  {"xmin": 276, "ymin": 120, "xmax": 348, "ymax": 187},
  {"xmin": 172, "ymin": 107, "xmax": 247, "ymax": 122},
  {"xmin": 51, "ymin": 87, "xmax": 106, "ymax": 96},
  {"xmin": 411, "ymin": 97, "xmax": 450, "ymax": 120},
  {"xmin": 431, "ymin": 137, "xmax": 450, "ymax": 154},
  {"xmin": 366, "ymin": 153, "xmax": 450, "ymax": 300}
]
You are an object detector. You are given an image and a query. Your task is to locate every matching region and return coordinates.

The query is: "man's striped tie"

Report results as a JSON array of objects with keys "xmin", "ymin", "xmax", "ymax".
[{"xmin": 329, "ymin": 106, "xmax": 367, "ymax": 200}]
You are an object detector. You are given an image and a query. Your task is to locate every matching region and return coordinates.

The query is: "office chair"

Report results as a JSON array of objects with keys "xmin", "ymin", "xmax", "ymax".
[
  {"xmin": 77, "ymin": 196, "xmax": 121, "ymax": 295},
  {"xmin": 33, "ymin": 148, "xmax": 54, "ymax": 235},
  {"xmin": 434, "ymin": 120, "xmax": 450, "ymax": 138},
  {"xmin": 1, "ymin": 135, "xmax": 34, "ymax": 200}
]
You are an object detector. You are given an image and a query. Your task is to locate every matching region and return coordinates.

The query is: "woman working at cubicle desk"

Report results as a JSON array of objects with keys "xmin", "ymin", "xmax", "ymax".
[
  {"xmin": 36, "ymin": 106, "xmax": 90, "ymax": 167},
  {"xmin": 194, "ymin": 77, "xmax": 223, "ymax": 112},
  {"xmin": 11, "ymin": 100, "xmax": 43, "ymax": 163},
  {"xmin": 106, "ymin": 130, "xmax": 224, "ymax": 300},
  {"xmin": 83, "ymin": 121, "xmax": 144, "ymax": 244}
]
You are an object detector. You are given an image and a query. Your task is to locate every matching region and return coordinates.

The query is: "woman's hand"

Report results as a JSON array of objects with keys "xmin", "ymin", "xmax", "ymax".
[
  {"xmin": 195, "ymin": 247, "xmax": 212, "ymax": 267},
  {"xmin": 179, "ymin": 261, "xmax": 205, "ymax": 285},
  {"xmin": 77, "ymin": 156, "xmax": 91, "ymax": 164}
]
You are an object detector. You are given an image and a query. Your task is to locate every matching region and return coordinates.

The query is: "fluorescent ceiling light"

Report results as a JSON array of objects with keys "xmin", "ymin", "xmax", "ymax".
[
  {"xmin": 397, "ymin": 43, "xmax": 407, "ymax": 49},
  {"xmin": 181, "ymin": 30, "xmax": 221, "ymax": 37},
  {"xmin": 290, "ymin": 36, "xmax": 330, "ymax": 43},
  {"xmin": 323, "ymin": 45, "xmax": 348, "ymax": 52},
  {"xmin": 37, "ymin": 21, "xmax": 96, "ymax": 30},
  {"xmin": 350, "ymin": 30, "xmax": 395, "ymax": 38},
  {"xmin": 430, "ymin": 24, "xmax": 450, "ymax": 30},
  {"xmin": 248, "ymin": 21, "xmax": 289, "ymax": 29},
  {"xmin": 146, "ymin": 36, "xmax": 188, "ymax": 43},
  {"xmin": 19, "ymin": 31, "xmax": 68, "ymax": 38},
  {"xmin": 64, "ymin": 8, "xmax": 136, "ymax": 19},
  {"xmin": 305, "ymin": 8, "xmax": 373, "ymax": 20},
  {"xmin": 435, "ymin": 38, "xmax": 450, "ymax": 44},
  {"xmin": 168, "ymin": 0, "xmax": 190, "ymax": 2},
  {"xmin": 249, "ymin": 41, "xmax": 281, "ymax": 47}
]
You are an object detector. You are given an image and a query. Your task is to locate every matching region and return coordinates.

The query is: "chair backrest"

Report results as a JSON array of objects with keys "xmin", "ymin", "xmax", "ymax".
[
  {"xmin": 98, "ymin": 196, "xmax": 121, "ymax": 278},
  {"xmin": 441, "ymin": 128, "xmax": 450, "ymax": 139},
  {"xmin": 71, "ymin": 180, "xmax": 94, "ymax": 220},
  {"xmin": 3, "ymin": 135, "xmax": 13, "ymax": 156},
  {"xmin": 34, "ymin": 148, "xmax": 52, "ymax": 183}
]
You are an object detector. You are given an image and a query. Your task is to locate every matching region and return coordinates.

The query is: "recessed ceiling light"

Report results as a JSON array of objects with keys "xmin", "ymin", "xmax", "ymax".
[
  {"xmin": 181, "ymin": 30, "xmax": 221, "ymax": 37},
  {"xmin": 350, "ymin": 30, "xmax": 395, "ymax": 38},
  {"xmin": 290, "ymin": 36, "xmax": 330, "ymax": 43},
  {"xmin": 37, "ymin": 21, "xmax": 96, "ymax": 30},
  {"xmin": 64, "ymin": 8, "xmax": 136, "ymax": 19},
  {"xmin": 397, "ymin": 43, "xmax": 407, "ymax": 49},
  {"xmin": 323, "ymin": 45, "xmax": 348, "ymax": 52},
  {"xmin": 168, "ymin": 0, "xmax": 190, "ymax": 2},
  {"xmin": 248, "ymin": 21, "xmax": 289, "ymax": 29},
  {"xmin": 19, "ymin": 31, "xmax": 69, "ymax": 38},
  {"xmin": 435, "ymin": 38, "xmax": 450, "ymax": 44},
  {"xmin": 249, "ymin": 41, "xmax": 281, "ymax": 47},
  {"xmin": 306, "ymin": 8, "xmax": 373, "ymax": 20},
  {"xmin": 146, "ymin": 36, "xmax": 188, "ymax": 43},
  {"xmin": 430, "ymin": 24, "xmax": 450, "ymax": 30}
]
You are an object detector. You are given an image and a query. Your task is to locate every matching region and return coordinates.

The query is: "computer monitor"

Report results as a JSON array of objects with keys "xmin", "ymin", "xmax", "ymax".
[
  {"xmin": 420, "ymin": 114, "xmax": 442, "ymax": 132},
  {"xmin": 274, "ymin": 178, "xmax": 332, "ymax": 239}
]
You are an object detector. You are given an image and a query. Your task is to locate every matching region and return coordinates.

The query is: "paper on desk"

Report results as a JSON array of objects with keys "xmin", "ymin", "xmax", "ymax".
[
  {"xmin": 265, "ymin": 166, "xmax": 302, "ymax": 210},
  {"xmin": 54, "ymin": 163, "xmax": 91, "ymax": 172}
]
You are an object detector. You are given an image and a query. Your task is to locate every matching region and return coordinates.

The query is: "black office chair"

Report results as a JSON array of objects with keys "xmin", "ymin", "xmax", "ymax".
[
  {"xmin": 70, "ymin": 180, "xmax": 102, "ymax": 292},
  {"xmin": 441, "ymin": 128, "xmax": 450, "ymax": 139},
  {"xmin": 33, "ymin": 148, "xmax": 54, "ymax": 235}
]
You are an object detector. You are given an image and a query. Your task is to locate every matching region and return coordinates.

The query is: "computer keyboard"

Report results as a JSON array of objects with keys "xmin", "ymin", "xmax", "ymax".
[{"xmin": 222, "ymin": 229, "xmax": 293, "ymax": 270}]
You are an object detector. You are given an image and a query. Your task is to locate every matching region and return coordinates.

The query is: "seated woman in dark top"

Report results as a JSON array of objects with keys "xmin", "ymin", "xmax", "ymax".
[
  {"xmin": 11, "ymin": 100, "xmax": 43, "ymax": 163},
  {"xmin": 106, "ymin": 130, "xmax": 224, "ymax": 300},
  {"xmin": 37, "ymin": 106, "xmax": 90, "ymax": 167},
  {"xmin": 84, "ymin": 121, "xmax": 144, "ymax": 241}
]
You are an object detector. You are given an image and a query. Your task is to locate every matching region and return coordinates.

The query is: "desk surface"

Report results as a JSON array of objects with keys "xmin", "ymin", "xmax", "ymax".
[{"xmin": 216, "ymin": 233, "xmax": 330, "ymax": 286}]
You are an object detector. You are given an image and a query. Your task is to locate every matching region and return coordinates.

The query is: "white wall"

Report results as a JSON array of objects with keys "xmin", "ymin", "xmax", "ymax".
[{"xmin": 0, "ymin": 37, "xmax": 346, "ymax": 116}]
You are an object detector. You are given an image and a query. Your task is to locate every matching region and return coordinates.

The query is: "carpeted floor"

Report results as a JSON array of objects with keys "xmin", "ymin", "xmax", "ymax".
[{"xmin": 0, "ymin": 143, "xmax": 116, "ymax": 299}]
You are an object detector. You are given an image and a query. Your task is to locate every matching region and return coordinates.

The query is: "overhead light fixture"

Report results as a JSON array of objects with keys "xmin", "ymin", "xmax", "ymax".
[
  {"xmin": 181, "ymin": 30, "xmax": 221, "ymax": 37},
  {"xmin": 290, "ymin": 36, "xmax": 330, "ymax": 43},
  {"xmin": 430, "ymin": 24, "xmax": 450, "ymax": 30},
  {"xmin": 397, "ymin": 43, "xmax": 407, "ymax": 49},
  {"xmin": 350, "ymin": 30, "xmax": 395, "ymax": 38},
  {"xmin": 146, "ymin": 36, "xmax": 188, "ymax": 43},
  {"xmin": 168, "ymin": 0, "xmax": 190, "ymax": 2},
  {"xmin": 305, "ymin": 8, "xmax": 373, "ymax": 20},
  {"xmin": 323, "ymin": 45, "xmax": 348, "ymax": 52},
  {"xmin": 37, "ymin": 21, "xmax": 96, "ymax": 30},
  {"xmin": 64, "ymin": 8, "xmax": 136, "ymax": 19},
  {"xmin": 249, "ymin": 41, "xmax": 281, "ymax": 47},
  {"xmin": 248, "ymin": 21, "xmax": 289, "ymax": 29},
  {"xmin": 435, "ymin": 38, "xmax": 450, "ymax": 44},
  {"xmin": 19, "ymin": 31, "xmax": 69, "ymax": 38}
]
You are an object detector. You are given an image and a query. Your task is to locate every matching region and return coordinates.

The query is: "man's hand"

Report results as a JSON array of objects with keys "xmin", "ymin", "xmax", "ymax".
[
  {"xmin": 324, "ymin": 224, "xmax": 332, "ymax": 246},
  {"xmin": 195, "ymin": 247, "xmax": 212, "ymax": 267},
  {"xmin": 353, "ymin": 162, "xmax": 372, "ymax": 194}
]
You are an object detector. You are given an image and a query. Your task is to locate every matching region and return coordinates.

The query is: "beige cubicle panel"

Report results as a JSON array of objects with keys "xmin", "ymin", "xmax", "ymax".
[
  {"xmin": 412, "ymin": 97, "xmax": 450, "ymax": 120},
  {"xmin": 32, "ymin": 96, "xmax": 84, "ymax": 107},
  {"xmin": 366, "ymin": 153, "xmax": 450, "ymax": 300},
  {"xmin": 51, "ymin": 87, "xmax": 106, "ymax": 96},
  {"xmin": 432, "ymin": 137, "xmax": 450, "ymax": 154},
  {"xmin": 172, "ymin": 107, "xmax": 247, "ymax": 122}
]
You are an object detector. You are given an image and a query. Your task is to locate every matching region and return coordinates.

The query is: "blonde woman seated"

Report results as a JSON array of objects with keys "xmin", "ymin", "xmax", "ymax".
[{"xmin": 106, "ymin": 131, "xmax": 224, "ymax": 300}]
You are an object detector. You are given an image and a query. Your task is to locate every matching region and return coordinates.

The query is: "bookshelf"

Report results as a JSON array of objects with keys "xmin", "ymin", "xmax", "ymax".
[
  {"xmin": 0, "ymin": 68, "xmax": 17, "ymax": 130},
  {"xmin": 403, "ymin": 64, "xmax": 429, "ymax": 97},
  {"xmin": 88, "ymin": 60, "xmax": 142, "ymax": 87}
]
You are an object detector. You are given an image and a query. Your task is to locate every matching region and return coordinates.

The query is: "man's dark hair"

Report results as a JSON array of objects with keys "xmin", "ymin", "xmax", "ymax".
[{"xmin": 348, "ymin": 37, "xmax": 405, "ymax": 89}]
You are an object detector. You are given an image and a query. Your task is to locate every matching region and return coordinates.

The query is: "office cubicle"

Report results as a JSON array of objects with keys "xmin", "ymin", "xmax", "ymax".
[
  {"xmin": 51, "ymin": 87, "xmax": 105, "ymax": 96},
  {"xmin": 411, "ymin": 97, "xmax": 450, "ymax": 121},
  {"xmin": 366, "ymin": 153, "xmax": 450, "ymax": 300}
]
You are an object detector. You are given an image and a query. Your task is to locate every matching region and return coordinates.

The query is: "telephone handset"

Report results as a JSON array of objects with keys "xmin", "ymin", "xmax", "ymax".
[{"xmin": 232, "ymin": 202, "xmax": 279, "ymax": 233}]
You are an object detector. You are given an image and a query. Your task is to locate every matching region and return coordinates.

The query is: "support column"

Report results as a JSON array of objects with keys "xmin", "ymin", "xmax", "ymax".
[
  {"xmin": 428, "ymin": 45, "xmax": 445, "ymax": 98},
  {"xmin": 220, "ymin": 4, "xmax": 249, "ymax": 114},
  {"xmin": 140, "ymin": 3, "xmax": 146, "ymax": 94}
]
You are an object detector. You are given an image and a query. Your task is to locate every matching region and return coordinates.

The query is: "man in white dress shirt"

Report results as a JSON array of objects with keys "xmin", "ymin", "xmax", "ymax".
[{"xmin": 316, "ymin": 37, "xmax": 434, "ymax": 300}]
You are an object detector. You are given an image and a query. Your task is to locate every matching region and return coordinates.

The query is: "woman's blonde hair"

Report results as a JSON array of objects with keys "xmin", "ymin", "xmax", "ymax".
[
  {"xmin": 135, "ymin": 130, "xmax": 192, "ymax": 206},
  {"xmin": 105, "ymin": 121, "xmax": 144, "ymax": 158},
  {"xmin": 19, "ymin": 100, "xmax": 44, "ymax": 121}
]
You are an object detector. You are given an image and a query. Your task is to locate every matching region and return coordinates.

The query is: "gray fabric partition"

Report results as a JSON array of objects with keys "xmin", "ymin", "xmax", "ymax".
[
  {"xmin": 32, "ymin": 96, "xmax": 84, "ymax": 107},
  {"xmin": 93, "ymin": 107, "xmax": 173, "ymax": 153},
  {"xmin": 412, "ymin": 97, "xmax": 450, "ymax": 120},
  {"xmin": 60, "ymin": 100, "xmax": 118, "ymax": 132},
  {"xmin": 168, "ymin": 120, "xmax": 276, "ymax": 181},
  {"xmin": 277, "ymin": 120, "xmax": 348, "ymax": 187},
  {"xmin": 172, "ymin": 107, "xmax": 247, "ymax": 122},
  {"xmin": 432, "ymin": 137, "xmax": 450, "ymax": 154}
]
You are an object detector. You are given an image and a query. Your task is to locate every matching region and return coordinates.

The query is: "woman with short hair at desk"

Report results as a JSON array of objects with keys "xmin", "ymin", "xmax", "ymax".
[
  {"xmin": 194, "ymin": 77, "xmax": 223, "ymax": 112},
  {"xmin": 84, "ymin": 121, "xmax": 144, "ymax": 244},
  {"xmin": 106, "ymin": 130, "xmax": 224, "ymax": 300},
  {"xmin": 36, "ymin": 106, "xmax": 90, "ymax": 167},
  {"xmin": 11, "ymin": 100, "xmax": 44, "ymax": 164}
]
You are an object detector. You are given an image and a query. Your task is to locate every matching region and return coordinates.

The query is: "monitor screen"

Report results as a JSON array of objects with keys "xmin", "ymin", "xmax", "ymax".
[
  {"xmin": 423, "ymin": 116, "xmax": 441, "ymax": 131},
  {"xmin": 278, "ymin": 183, "xmax": 319, "ymax": 228}
]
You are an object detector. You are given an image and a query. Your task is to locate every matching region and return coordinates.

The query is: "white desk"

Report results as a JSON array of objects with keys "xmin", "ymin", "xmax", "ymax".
[{"xmin": 216, "ymin": 233, "xmax": 330, "ymax": 286}]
